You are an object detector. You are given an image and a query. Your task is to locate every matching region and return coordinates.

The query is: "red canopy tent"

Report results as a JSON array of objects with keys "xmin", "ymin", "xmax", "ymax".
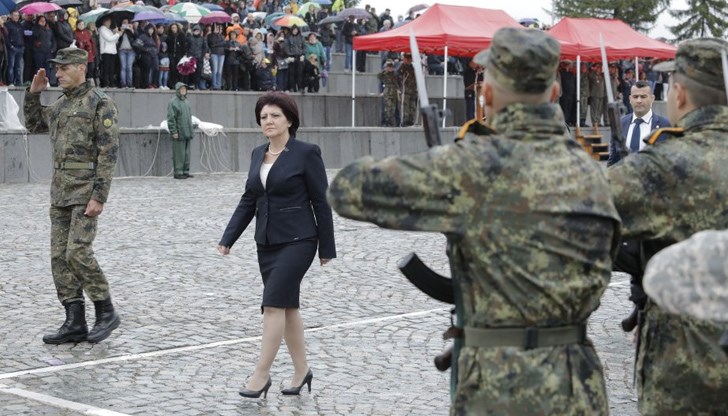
[
  {"xmin": 548, "ymin": 18, "xmax": 677, "ymax": 61},
  {"xmin": 348, "ymin": 4, "xmax": 521, "ymax": 127},
  {"xmin": 353, "ymin": 4, "xmax": 520, "ymax": 56}
]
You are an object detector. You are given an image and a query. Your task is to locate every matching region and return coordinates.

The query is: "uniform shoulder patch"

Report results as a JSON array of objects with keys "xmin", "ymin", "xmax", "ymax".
[
  {"xmin": 103, "ymin": 118, "xmax": 113, "ymax": 128},
  {"xmin": 93, "ymin": 89, "xmax": 108, "ymax": 100},
  {"xmin": 456, "ymin": 118, "xmax": 495, "ymax": 141},
  {"xmin": 646, "ymin": 127, "xmax": 684, "ymax": 145}
]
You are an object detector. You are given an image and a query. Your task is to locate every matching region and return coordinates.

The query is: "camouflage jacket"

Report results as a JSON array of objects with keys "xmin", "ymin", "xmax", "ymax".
[
  {"xmin": 397, "ymin": 63, "xmax": 417, "ymax": 92},
  {"xmin": 329, "ymin": 103, "xmax": 620, "ymax": 414},
  {"xmin": 24, "ymin": 81, "xmax": 119, "ymax": 207},
  {"xmin": 608, "ymin": 105, "xmax": 728, "ymax": 415},
  {"xmin": 377, "ymin": 70, "xmax": 399, "ymax": 98}
]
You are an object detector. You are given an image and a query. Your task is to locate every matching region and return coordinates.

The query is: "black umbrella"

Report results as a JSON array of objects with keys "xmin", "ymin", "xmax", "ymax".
[
  {"xmin": 96, "ymin": 8, "xmax": 134, "ymax": 28},
  {"xmin": 317, "ymin": 14, "xmax": 343, "ymax": 25},
  {"xmin": 52, "ymin": 0, "xmax": 82, "ymax": 7}
]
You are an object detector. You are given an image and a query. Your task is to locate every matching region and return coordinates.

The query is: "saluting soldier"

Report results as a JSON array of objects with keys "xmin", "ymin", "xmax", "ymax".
[
  {"xmin": 328, "ymin": 28, "xmax": 620, "ymax": 415},
  {"xmin": 24, "ymin": 47, "xmax": 121, "ymax": 344},
  {"xmin": 608, "ymin": 38, "xmax": 728, "ymax": 415},
  {"xmin": 377, "ymin": 59, "xmax": 399, "ymax": 127}
]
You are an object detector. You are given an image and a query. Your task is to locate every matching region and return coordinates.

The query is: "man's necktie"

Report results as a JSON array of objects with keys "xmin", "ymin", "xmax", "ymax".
[{"xmin": 630, "ymin": 118, "xmax": 644, "ymax": 152}]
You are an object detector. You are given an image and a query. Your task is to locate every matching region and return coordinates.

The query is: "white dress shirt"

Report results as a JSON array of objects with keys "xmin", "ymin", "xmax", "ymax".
[
  {"xmin": 260, "ymin": 162, "xmax": 273, "ymax": 190},
  {"xmin": 626, "ymin": 109, "xmax": 653, "ymax": 152}
]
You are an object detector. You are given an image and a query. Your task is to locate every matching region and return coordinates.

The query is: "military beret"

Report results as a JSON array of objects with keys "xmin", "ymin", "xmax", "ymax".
[
  {"xmin": 652, "ymin": 37, "xmax": 728, "ymax": 91},
  {"xmin": 49, "ymin": 47, "xmax": 88, "ymax": 65},
  {"xmin": 643, "ymin": 230, "xmax": 728, "ymax": 322},
  {"xmin": 474, "ymin": 27, "xmax": 560, "ymax": 93}
]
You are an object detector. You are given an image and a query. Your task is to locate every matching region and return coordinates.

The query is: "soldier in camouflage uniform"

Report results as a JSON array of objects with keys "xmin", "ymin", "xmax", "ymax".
[
  {"xmin": 608, "ymin": 38, "xmax": 728, "ymax": 415},
  {"xmin": 328, "ymin": 28, "xmax": 620, "ymax": 415},
  {"xmin": 24, "ymin": 47, "xmax": 121, "ymax": 345},
  {"xmin": 579, "ymin": 63, "xmax": 590, "ymax": 126},
  {"xmin": 377, "ymin": 59, "xmax": 399, "ymax": 127},
  {"xmin": 588, "ymin": 63, "xmax": 606, "ymax": 127},
  {"xmin": 398, "ymin": 53, "xmax": 418, "ymax": 127},
  {"xmin": 643, "ymin": 230, "xmax": 728, "ymax": 324}
]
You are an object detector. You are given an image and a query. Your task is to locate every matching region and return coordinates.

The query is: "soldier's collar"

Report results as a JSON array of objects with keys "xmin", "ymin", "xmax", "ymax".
[{"xmin": 62, "ymin": 80, "xmax": 93, "ymax": 98}]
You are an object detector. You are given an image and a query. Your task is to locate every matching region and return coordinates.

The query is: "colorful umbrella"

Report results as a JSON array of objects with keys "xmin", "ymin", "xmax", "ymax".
[
  {"xmin": 273, "ymin": 14, "xmax": 306, "ymax": 28},
  {"xmin": 200, "ymin": 3, "xmax": 223, "ymax": 11},
  {"xmin": 252, "ymin": 11, "xmax": 266, "ymax": 20},
  {"xmin": 312, "ymin": 0, "xmax": 332, "ymax": 5},
  {"xmin": 0, "ymin": 0, "xmax": 16, "ymax": 16},
  {"xmin": 133, "ymin": 9, "xmax": 165, "ymax": 22},
  {"xmin": 297, "ymin": 2, "xmax": 320, "ymax": 16},
  {"xmin": 198, "ymin": 10, "xmax": 230, "ymax": 25},
  {"xmin": 19, "ymin": 1, "xmax": 62, "ymax": 14},
  {"xmin": 337, "ymin": 7, "xmax": 370, "ymax": 20},
  {"xmin": 161, "ymin": 11, "xmax": 186, "ymax": 24},
  {"xmin": 169, "ymin": 3, "xmax": 210, "ymax": 23},
  {"xmin": 263, "ymin": 11, "xmax": 284, "ymax": 26},
  {"xmin": 79, "ymin": 7, "xmax": 108, "ymax": 24}
]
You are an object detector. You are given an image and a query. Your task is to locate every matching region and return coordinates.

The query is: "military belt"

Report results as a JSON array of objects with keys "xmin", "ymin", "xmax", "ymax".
[
  {"xmin": 54, "ymin": 162, "xmax": 96, "ymax": 170},
  {"xmin": 464, "ymin": 324, "xmax": 587, "ymax": 350}
]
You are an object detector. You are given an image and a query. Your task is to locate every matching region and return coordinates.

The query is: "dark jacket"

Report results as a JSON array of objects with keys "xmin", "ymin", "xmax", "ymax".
[
  {"xmin": 319, "ymin": 25, "xmax": 334, "ymax": 47},
  {"xmin": 52, "ymin": 19, "xmax": 74, "ymax": 49},
  {"xmin": 32, "ymin": 23, "xmax": 56, "ymax": 55},
  {"xmin": 607, "ymin": 112, "xmax": 671, "ymax": 166},
  {"xmin": 5, "ymin": 19, "xmax": 25, "ymax": 49},
  {"xmin": 138, "ymin": 32, "xmax": 159, "ymax": 58},
  {"xmin": 207, "ymin": 32, "xmax": 226, "ymax": 55},
  {"xmin": 186, "ymin": 32, "xmax": 208, "ymax": 58},
  {"xmin": 255, "ymin": 66, "xmax": 275, "ymax": 91},
  {"xmin": 219, "ymin": 137, "xmax": 336, "ymax": 259},
  {"xmin": 283, "ymin": 30, "xmax": 305, "ymax": 57},
  {"xmin": 166, "ymin": 30, "xmax": 187, "ymax": 61}
]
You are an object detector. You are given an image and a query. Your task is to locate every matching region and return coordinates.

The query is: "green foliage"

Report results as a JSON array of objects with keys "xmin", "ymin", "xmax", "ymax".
[
  {"xmin": 669, "ymin": 0, "xmax": 728, "ymax": 40},
  {"xmin": 553, "ymin": 0, "xmax": 670, "ymax": 32}
]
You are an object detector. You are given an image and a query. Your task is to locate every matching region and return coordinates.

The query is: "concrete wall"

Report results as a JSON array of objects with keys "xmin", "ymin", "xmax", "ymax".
[
  {"xmin": 6, "ymin": 88, "xmax": 467, "ymax": 129},
  {"xmin": 0, "ymin": 127, "xmax": 460, "ymax": 183}
]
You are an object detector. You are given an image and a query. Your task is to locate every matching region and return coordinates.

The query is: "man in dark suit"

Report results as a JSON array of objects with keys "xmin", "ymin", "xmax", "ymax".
[{"xmin": 607, "ymin": 80, "xmax": 670, "ymax": 166}]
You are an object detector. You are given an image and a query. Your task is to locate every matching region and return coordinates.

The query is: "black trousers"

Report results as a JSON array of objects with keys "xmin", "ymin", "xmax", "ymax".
[{"xmin": 100, "ymin": 53, "xmax": 116, "ymax": 88}]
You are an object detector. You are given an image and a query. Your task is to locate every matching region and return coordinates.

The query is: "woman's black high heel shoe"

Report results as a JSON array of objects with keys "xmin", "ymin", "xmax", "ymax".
[
  {"xmin": 281, "ymin": 369, "xmax": 313, "ymax": 395},
  {"xmin": 239, "ymin": 377, "xmax": 272, "ymax": 398}
]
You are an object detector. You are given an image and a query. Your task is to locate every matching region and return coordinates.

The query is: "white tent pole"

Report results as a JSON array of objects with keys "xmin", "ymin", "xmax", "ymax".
[
  {"xmin": 576, "ymin": 55, "xmax": 581, "ymax": 131},
  {"xmin": 352, "ymin": 50, "xmax": 356, "ymax": 127},
  {"xmin": 442, "ymin": 46, "xmax": 448, "ymax": 128},
  {"xmin": 635, "ymin": 57, "xmax": 639, "ymax": 82}
]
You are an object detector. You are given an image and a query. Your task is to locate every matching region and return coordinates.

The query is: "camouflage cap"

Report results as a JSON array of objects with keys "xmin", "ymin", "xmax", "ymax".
[
  {"xmin": 473, "ymin": 27, "xmax": 561, "ymax": 93},
  {"xmin": 49, "ymin": 47, "xmax": 88, "ymax": 65},
  {"xmin": 643, "ymin": 230, "xmax": 728, "ymax": 322},
  {"xmin": 652, "ymin": 37, "xmax": 728, "ymax": 91}
]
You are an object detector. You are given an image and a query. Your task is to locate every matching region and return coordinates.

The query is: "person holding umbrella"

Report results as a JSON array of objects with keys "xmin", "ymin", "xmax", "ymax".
[{"xmin": 98, "ymin": 16, "xmax": 120, "ymax": 88}]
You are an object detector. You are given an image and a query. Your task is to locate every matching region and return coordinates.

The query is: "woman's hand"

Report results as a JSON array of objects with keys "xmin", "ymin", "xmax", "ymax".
[
  {"xmin": 320, "ymin": 258, "xmax": 331, "ymax": 266},
  {"xmin": 217, "ymin": 245, "xmax": 230, "ymax": 255}
]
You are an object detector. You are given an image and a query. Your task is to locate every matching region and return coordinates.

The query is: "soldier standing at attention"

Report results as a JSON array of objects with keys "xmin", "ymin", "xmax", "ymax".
[
  {"xmin": 24, "ymin": 47, "xmax": 121, "ymax": 344},
  {"xmin": 328, "ymin": 28, "xmax": 620, "ymax": 415},
  {"xmin": 608, "ymin": 38, "xmax": 728, "ymax": 415},
  {"xmin": 398, "ymin": 53, "xmax": 418, "ymax": 126},
  {"xmin": 377, "ymin": 59, "xmax": 399, "ymax": 127},
  {"xmin": 167, "ymin": 82, "xmax": 195, "ymax": 179}
]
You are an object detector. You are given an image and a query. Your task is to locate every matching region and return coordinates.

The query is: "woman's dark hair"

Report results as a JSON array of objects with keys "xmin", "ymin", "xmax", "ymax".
[{"xmin": 254, "ymin": 92, "xmax": 300, "ymax": 136}]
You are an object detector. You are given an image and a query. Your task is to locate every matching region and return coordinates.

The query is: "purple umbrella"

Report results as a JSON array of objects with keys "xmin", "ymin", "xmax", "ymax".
[
  {"xmin": 198, "ymin": 10, "xmax": 230, "ymax": 25},
  {"xmin": 133, "ymin": 9, "xmax": 166, "ymax": 22}
]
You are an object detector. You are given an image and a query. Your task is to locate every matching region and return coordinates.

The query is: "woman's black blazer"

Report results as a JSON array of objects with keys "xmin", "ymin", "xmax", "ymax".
[{"xmin": 219, "ymin": 137, "xmax": 336, "ymax": 259}]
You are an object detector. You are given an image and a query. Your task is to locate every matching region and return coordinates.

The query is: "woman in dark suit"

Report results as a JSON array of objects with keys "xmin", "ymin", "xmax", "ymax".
[{"xmin": 218, "ymin": 92, "xmax": 336, "ymax": 399}]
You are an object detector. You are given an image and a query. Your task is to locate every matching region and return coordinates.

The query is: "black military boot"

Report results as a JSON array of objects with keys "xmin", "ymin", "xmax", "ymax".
[
  {"xmin": 42, "ymin": 301, "xmax": 88, "ymax": 344},
  {"xmin": 87, "ymin": 298, "xmax": 121, "ymax": 343}
]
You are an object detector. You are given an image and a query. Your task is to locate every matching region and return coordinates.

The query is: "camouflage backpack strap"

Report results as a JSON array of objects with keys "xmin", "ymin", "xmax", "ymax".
[
  {"xmin": 455, "ymin": 118, "xmax": 496, "ymax": 142},
  {"xmin": 646, "ymin": 127, "xmax": 684, "ymax": 145}
]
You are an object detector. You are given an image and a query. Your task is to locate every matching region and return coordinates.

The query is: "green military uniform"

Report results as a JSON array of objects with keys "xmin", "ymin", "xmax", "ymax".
[
  {"xmin": 608, "ymin": 38, "xmax": 728, "ymax": 415},
  {"xmin": 579, "ymin": 66, "xmax": 590, "ymax": 124},
  {"xmin": 377, "ymin": 61, "xmax": 399, "ymax": 127},
  {"xmin": 329, "ymin": 28, "xmax": 620, "ymax": 415},
  {"xmin": 24, "ymin": 49, "xmax": 119, "ymax": 306},
  {"xmin": 588, "ymin": 66, "xmax": 605, "ymax": 126},
  {"xmin": 167, "ymin": 82, "xmax": 194, "ymax": 178},
  {"xmin": 398, "ymin": 59, "xmax": 418, "ymax": 126}
]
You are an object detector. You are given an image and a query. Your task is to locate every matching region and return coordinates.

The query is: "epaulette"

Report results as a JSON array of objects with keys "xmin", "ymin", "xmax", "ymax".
[
  {"xmin": 455, "ymin": 118, "xmax": 495, "ymax": 142},
  {"xmin": 646, "ymin": 127, "xmax": 684, "ymax": 145},
  {"xmin": 93, "ymin": 88, "xmax": 108, "ymax": 100}
]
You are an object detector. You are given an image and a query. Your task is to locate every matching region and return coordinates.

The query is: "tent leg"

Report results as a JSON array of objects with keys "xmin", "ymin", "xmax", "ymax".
[
  {"xmin": 352, "ymin": 51, "xmax": 356, "ymax": 127},
  {"xmin": 442, "ymin": 46, "xmax": 448, "ymax": 128}
]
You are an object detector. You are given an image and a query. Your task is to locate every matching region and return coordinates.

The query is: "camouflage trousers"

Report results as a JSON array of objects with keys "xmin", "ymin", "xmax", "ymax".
[
  {"xmin": 50, "ymin": 204, "xmax": 110, "ymax": 304},
  {"xmin": 401, "ymin": 90, "xmax": 418, "ymax": 126},
  {"xmin": 636, "ymin": 302, "xmax": 728, "ymax": 416},
  {"xmin": 382, "ymin": 93, "xmax": 399, "ymax": 127},
  {"xmin": 589, "ymin": 96, "xmax": 604, "ymax": 125},
  {"xmin": 451, "ymin": 344, "xmax": 608, "ymax": 415},
  {"xmin": 579, "ymin": 96, "xmax": 589, "ymax": 120}
]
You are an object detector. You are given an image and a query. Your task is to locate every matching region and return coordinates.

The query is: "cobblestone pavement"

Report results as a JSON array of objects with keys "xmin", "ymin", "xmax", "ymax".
[{"xmin": 0, "ymin": 173, "xmax": 638, "ymax": 415}]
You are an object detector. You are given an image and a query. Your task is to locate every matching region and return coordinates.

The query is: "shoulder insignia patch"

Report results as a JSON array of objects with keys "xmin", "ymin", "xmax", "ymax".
[
  {"xmin": 646, "ymin": 127, "xmax": 684, "ymax": 145},
  {"xmin": 103, "ymin": 118, "xmax": 113, "ymax": 128}
]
